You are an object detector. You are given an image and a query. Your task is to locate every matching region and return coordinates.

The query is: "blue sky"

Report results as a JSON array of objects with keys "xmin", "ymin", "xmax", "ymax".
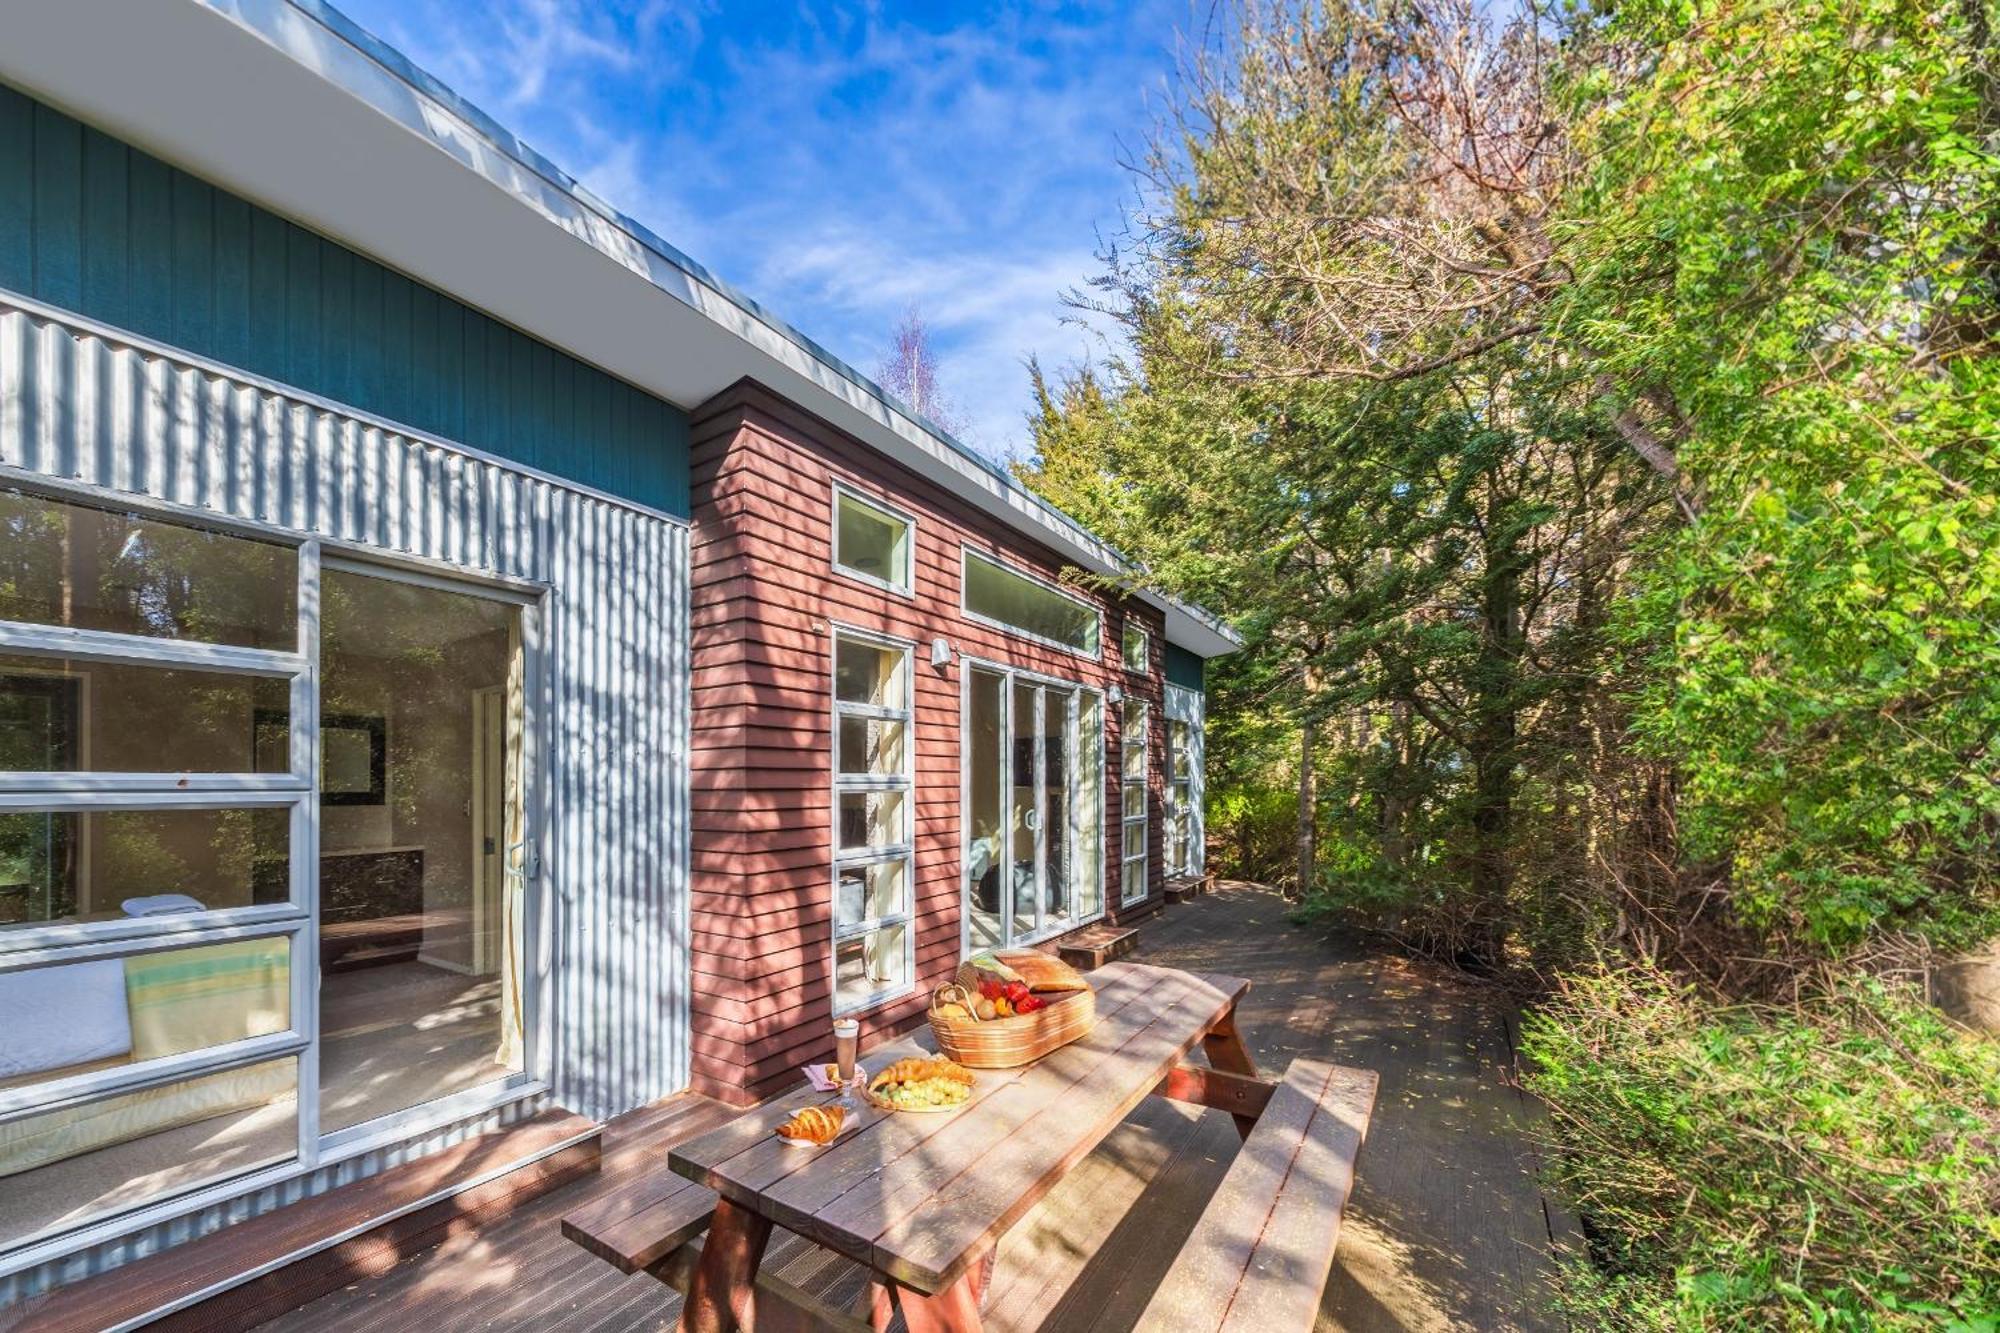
[{"xmin": 327, "ymin": 0, "xmax": 1197, "ymax": 461}]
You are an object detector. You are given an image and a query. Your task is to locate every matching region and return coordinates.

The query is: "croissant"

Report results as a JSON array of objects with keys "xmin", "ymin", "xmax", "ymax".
[
  {"xmin": 778, "ymin": 1104, "xmax": 845, "ymax": 1145},
  {"xmin": 872, "ymin": 1057, "xmax": 974, "ymax": 1091}
]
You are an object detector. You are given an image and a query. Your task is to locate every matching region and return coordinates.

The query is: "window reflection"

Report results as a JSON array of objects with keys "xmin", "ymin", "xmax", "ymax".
[
  {"xmin": 0, "ymin": 807, "xmax": 288, "ymax": 930},
  {"xmin": 0, "ymin": 488, "xmax": 295, "ymax": 650},
  {"xmin": 0, "ymin": 656, "xmax": 289, "ymax": 776},
  {"xmin": 315, "ymin": 569, "xmax": 525, "ymax": 1133}
]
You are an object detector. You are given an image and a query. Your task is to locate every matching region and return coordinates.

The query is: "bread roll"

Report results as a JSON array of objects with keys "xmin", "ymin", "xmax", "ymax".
[{"xmin": 996, "ymin": 951, "xmax": 1090, "ymax": 993}]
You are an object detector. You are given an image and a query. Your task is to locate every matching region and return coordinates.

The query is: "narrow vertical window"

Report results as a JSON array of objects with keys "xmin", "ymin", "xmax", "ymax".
[
  {"xmin": 833, "ymin": 486, "xmax": 914, "ymax": 594},
  {"xmin": 1168, "ymin": 719, "xmax": 1193, "ymax": 875},
  {"xmin": 832, "ymin": 631, "xmax": 915, "ymax": 1011},
  {"xmin": 1120, "ymin": 698, "xmax": 1149, "ymax": 905}
]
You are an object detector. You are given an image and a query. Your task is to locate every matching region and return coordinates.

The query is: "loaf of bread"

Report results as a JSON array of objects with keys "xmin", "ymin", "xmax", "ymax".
[{"xmin": 995, "ymin": 951, "xmax": 1090, "ymax": 993}]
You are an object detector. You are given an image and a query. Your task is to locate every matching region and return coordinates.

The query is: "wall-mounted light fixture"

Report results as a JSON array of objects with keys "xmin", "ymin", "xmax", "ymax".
[
  {"xmin": 1107, "ymin": 683, "xmax": 1123, "ymax": 705},
  {"xmin": 930, "ymin": 637, "xmax": 953, "ymax": 668}
]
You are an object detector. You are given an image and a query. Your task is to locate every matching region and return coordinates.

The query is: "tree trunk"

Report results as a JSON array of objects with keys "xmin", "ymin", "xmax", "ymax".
[
  {"xmin": 1936, "ymin": 937, "xmax": 2000, "ymax": 1035},
  {"xmin": 1463, "ymin": 497, "xmax": 1525, "ymax": 972},
  {"xmin": 1381, "ymin": 697, "xmax": 1415, "ymax": 869},
  {"xmin": 1295, "ymin": 707, "xmax": 1318, "ymax": 901}
]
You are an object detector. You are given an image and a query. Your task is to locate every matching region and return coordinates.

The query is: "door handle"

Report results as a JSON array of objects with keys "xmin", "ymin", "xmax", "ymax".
[{"xmin": 505, "ymin": 838, "xmax": 539, "ymax": 881}]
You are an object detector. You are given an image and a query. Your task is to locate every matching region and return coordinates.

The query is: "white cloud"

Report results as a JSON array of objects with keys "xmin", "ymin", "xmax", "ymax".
[
  {"xmin": 749, "ymin": 226, "xmax": 1118, "ymax": 458},
  {"xmin": 331, "ymin": 0, "xmax": 1178, "ymax": 459}
]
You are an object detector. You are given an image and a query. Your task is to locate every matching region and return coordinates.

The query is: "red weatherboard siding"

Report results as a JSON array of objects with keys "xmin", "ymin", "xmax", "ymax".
[{"xmin": 686, "ymin": 380, "xmax": 1168, "ymax": 1105}]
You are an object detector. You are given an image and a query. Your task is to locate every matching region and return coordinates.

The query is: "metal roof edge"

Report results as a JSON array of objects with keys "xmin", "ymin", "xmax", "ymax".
[{"xmin": 200, "ymin": 0, "xmax": 1241, "ymax": 657}]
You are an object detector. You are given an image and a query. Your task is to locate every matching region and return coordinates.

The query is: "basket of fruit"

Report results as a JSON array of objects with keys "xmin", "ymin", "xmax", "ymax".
[
  {"xmin": 865, "ymin": 1057, "xmax": 976, "ymax": 1113},
  {"xmin": 927, "ymin": 951, "xmax": 1096, "ymax": 1068}
]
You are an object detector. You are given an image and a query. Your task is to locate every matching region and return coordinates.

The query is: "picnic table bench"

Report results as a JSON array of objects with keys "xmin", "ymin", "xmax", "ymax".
[{"xmin": 563, "ymin": 960, "xmax": 1376, "ymax": 1332}]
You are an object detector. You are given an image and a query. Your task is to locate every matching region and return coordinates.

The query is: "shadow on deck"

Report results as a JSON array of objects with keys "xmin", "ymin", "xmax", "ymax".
[{"xmin": 264, "ymin": 882, "xmax": 1562, "ymax": 1332}]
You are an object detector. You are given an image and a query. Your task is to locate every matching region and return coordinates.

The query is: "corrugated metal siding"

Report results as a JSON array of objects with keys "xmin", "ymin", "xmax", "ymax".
[
  {"xmin": 0, "ymin": 83, "xmax": 691, "ymax": 515},
  {"xmin": 546, "ymin": 492, "xmax": 690, "ymax": 1120},
  {"xmin": 0, "ymin": 1093, "xmax": 552, "ymax": 1308},
  {"xmin": 0, "ymin": 295, "xmax": 689, "ymax": 1295}
]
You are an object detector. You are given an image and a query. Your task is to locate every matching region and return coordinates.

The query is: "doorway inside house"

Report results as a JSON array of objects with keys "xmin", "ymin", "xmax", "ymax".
[
  {"xmin": 315, "ymin": 565, "xmax": 527, "ymax": 1136},
  {"xmin": 965, "ymin": 665, "xmax": 1103, "ymax": 950}
]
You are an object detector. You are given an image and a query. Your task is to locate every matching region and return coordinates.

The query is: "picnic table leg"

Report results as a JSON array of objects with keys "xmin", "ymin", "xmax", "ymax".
[
  {"xmin": 972, "ymin": 1250, "xmax": 996, "ymax": 1307},
  {"xmin": 677, "ymin": 1198, "xmax": 772, "ymax": 1333},
  {"xmin": 895, "ymin": 1269, "xmax": 985, "ymax": 1333},
  {"xmin": 859, "ymin": 1278, "xmax": 896, "ymax": 1331},
  {"xmin": 1202, "ymin": 1001, "xmax": 1262, "ymax": 1139}
]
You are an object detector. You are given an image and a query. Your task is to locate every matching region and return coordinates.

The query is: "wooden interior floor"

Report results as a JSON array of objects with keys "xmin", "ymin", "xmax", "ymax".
[{"xmin": 265, "ymin": 883, "xmax": 1563, "ymax": 1332}]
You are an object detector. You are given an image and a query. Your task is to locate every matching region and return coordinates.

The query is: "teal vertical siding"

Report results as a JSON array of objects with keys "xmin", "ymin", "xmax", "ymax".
[
  {"xmin": 0, "ymin": 84, "xmax": 689, "ymax": 515},
  {"xmin": 1166, "ymin": 642, "xmax": 1206, "ymax": 693}
]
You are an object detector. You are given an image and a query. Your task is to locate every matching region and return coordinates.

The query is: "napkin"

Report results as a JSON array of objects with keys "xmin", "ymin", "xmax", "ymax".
[{"xmin": 803, "ymin": 1063, "xmax": 865, "ymax": 1092}]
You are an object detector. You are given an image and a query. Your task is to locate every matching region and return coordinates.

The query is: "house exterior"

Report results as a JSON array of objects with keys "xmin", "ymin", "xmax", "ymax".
[{"xmin": 0, "ymin": 0, "xmax": 1236, "ymax": 1305}]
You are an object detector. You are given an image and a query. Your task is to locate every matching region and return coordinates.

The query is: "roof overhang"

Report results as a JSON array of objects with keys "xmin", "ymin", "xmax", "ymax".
[{"xmin": 0, "ymin": 0, "xmax": 1241, "ymax": 659}]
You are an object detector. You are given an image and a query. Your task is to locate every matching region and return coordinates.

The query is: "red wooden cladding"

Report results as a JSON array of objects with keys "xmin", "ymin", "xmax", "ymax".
[{"xmin": 687, "ymin": 379, "xmax": 1171, "ymax": 1105}]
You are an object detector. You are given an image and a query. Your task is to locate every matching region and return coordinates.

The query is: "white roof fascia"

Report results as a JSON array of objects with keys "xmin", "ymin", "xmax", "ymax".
[{"xmin": 0, "ymin": 0, "xmax": 1241, "ymax": 658}]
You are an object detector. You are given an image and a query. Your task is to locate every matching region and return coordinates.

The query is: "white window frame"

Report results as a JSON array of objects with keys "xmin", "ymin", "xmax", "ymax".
[
  {"xmin": 0, "ymin": 499, "xmax": 316, "ymax": 1260},
  {"xmin": 1167, "ymin": 718, "xmax": 1194, "ymax": 876},
  {"xmin": 308, "ymin": 555, "xmax": 546, "ymax": 1161},
  {"xmin": 956, "ymin": 657, "xmax": 1107, "ymax": 956},
  {"xmin": 1121, "ymin": 622, "xmax": 1150, "ymax": 674},
  {"xmin": 960, "ymin": 548, "xmax": 1102, "ymax": 659},
  {"xmin": 0, "ymin": 478, "xmax": 553, "ymax": 1272},
  {"xmin": 1120, "ymin": 698, "xmax": 1150, "ymax": 905},
  {"xmin": 831, "ymin": 481, "xmax": 917, "ymax": 598},
  {"xmin": 829, "ymin": 625, "xmax": 917, "ymax": 1015}
]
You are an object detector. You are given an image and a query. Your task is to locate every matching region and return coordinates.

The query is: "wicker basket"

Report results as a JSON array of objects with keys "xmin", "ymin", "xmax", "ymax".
[{"xmin": 928, "ymin": 973, "xmax": 1097, "ymax": 1068}]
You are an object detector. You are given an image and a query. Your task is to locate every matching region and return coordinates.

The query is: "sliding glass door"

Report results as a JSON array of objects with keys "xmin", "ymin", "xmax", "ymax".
[
  {"xmin": 315, "ymin": 563, "xmax": 530, "ymax": 1139},
  {"xmin": 964, "ymin": 665, "xmax": 1102, "ymax": 950}
]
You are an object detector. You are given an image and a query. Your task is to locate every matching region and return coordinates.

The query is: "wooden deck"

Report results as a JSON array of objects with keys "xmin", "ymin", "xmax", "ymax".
[{"xmin": 264, "ymin": 883, "xmax": 1561, "ymax": 1331}]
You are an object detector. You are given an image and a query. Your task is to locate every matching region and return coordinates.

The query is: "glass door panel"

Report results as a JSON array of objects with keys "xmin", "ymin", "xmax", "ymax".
[
  {"xmin": 965, "ymin": 668, "xmax": 1104, "ymax": 950},
  {"xmin": 965, "ymin": 670, "xmax": 1005, "ymax": 951},
  {"xmin": 1042, "ymin": 688, "xmax": 1071, "ymax": 929},
  {"xmin": 316, "ymin": 567, "xmax": 526, "ymax": 1136},
  {"xmin": 1010, "ymin": 682, "xmax": 1039, "ymax": 939},
  {"xmin": 1076, "ymin": 692, "xmax": 1104, "ymax": 920}
]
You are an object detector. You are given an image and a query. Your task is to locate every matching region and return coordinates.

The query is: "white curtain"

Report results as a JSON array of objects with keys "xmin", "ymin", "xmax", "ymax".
[{"xmin": 496, "ymin": 617, "xmax": 526, "ymax": 1072}]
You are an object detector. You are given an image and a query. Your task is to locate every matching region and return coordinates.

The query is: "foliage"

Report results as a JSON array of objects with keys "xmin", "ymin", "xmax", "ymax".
[
  {"xmin": 1016, "ymin": 0, "xmax": 2000, "ymax": 1320},
  {"xmin": 1029, "ymin": 0, "xmax": 1999, "ymax": 972},
  {"xmin": 1522, "ymin": 965, "xmax": 2000, "ymax": 1329},
  {"xmin": 1555, "ymin": 0, "xmax": 2000, "ymax": 954}
]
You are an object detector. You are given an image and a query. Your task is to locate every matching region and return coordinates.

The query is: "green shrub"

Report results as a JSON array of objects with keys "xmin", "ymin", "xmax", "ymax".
[
  {"xmin": 1521, "ymin": 965, "xmax": 2000, "ymax": 1330},
  {"xmin": 1204, "ymin": 781, "xmax": 1301, "ymax": 886}
]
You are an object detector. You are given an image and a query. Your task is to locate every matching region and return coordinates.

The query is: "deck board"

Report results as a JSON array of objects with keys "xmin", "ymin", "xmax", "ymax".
[{"xmin": 260, "ymin": 882, "xmax": 1561, "ymax": 1332}]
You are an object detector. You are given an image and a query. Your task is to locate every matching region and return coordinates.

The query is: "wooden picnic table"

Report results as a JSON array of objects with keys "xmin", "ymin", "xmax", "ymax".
[{"xmin": 661, "ymin": 960, "xmax": 1261, "ymax": 1333}]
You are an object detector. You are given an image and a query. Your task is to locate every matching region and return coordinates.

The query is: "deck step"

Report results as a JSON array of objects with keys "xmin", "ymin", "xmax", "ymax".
[
  {"xmin": 1, "ymin": 1108, "xmax": 600, "ymax": 1333},
  {"xmin": 1056, "ymin": 924, "xmax": 1138, "ymax": 970}
]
